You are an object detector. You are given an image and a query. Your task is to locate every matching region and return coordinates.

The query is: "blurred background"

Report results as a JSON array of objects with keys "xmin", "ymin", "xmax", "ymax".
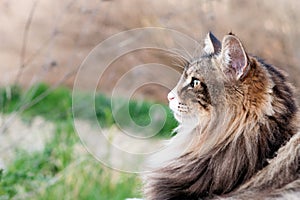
[{"xmin": 0, "ymin": 0, "xmax": 299, "ymax": 199}]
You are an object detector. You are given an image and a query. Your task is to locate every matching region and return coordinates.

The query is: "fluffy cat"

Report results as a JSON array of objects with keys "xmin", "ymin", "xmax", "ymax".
[{"xmin": 143, "ymin": 32, "xmax": 300, "ymax": 199}]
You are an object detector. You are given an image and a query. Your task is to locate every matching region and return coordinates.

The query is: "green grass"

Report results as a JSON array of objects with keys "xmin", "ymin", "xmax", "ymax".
[
  {"xmin": 0, "ymin": 83, "xmax": 177, "ymax": 199},
  {"xmin": 0, "ymin": 83, "xmax": 177, "ymax": 135},
  {"xmin": 0, "ymin": 119, "xmax": 142, "ymax": 200},
  {"xmin": 0, "ymin": 119, "xmax": 75, "ymax": 198},
  {"xmin": 33, "ymin": 162, "xmax": 141, "ymax": 200}
]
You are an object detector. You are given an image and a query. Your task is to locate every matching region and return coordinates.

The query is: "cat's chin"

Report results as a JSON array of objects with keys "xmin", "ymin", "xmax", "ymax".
[
  {"xmin": 174, "ymin": 112, "xmax": 200, "ymax": 127},
  {"xmin": 173, "ymin": 112, "xmax": 184, "ymax": 122},
  {"xmin": 173, "ymin": 112, "xmax": 191, "ymax": 124}
]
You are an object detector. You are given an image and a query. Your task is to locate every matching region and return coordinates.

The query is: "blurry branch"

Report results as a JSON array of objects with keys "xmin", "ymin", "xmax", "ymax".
[
  {"xmin": 21, "ymin": 32, "xmax": 59, "ymax": 72},
  {"xmin": 14, "ymin": 0, "xmax": 77, "ymax": 85},
  {"xmin": 1, "ymin": 0, "xmax": 98, "ymax": 134},
  {"xmin": 14, "ymin": 0, "xmax": 40, "ymax": 85}
]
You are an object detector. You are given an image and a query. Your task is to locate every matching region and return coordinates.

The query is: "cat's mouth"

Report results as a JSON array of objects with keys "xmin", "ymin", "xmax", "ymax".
[
  {"xmin": 169, "ymin": 104, "xmax": 185, "ymax": 122},
  {"xmin": 168, "ymin": 91, "xmax": 197, "ymax": 123},
  {"xmin": 171, "ymin": 107, "xmax": 195, "ymax": 123},
  {"xmin": 169, "ymin": 102, "xmax": 203, "ymax": 125}
]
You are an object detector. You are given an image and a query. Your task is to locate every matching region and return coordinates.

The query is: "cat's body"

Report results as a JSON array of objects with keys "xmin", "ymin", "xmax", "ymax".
[{"xmin": 143, "ymin": 33, "xmax": 300, "ymax": 199}]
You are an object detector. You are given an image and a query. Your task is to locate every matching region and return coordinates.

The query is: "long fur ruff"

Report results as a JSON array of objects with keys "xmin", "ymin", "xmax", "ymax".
[{"xmin": 143, "ymin": 33, "xmax": 300, "ymax": 200}]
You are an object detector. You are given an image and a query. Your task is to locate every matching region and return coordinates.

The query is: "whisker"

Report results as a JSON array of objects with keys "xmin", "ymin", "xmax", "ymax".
[
  {"xmin": 167, "ymin": 48, "xmax": 190, "ymax": 61},
  {"xmin": 175, "ymin": 41, "xmax": 194, "ymax": 61},
  {"xmin": 172, "ymin": 64, "xmax": 185, "ymax": 70},
  {"xmin": 169, "ymin": 46, "xmax": 193, "ymax": 61},
  {"xmin": 172, "ymin": 57, "xmax": 188, "ymax": 67},
  {"xmin": 192, "ymin": 40, "xmax": 204, "ymax": 58},
  {"xmin": 163, "ymin": 51, "xmax": 189, "ymax": 70}
]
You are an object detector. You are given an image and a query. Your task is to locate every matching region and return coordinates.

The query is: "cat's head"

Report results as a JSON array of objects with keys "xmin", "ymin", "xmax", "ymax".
[{"xmin": 168, "ymin": 32, "xmax": 272, "ymax": 127}]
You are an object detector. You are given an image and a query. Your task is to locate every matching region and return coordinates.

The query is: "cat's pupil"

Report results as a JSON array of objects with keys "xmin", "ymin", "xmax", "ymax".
[{"xmin": 191, "ymin": 77, "xmax": 201, "ymax": 88}]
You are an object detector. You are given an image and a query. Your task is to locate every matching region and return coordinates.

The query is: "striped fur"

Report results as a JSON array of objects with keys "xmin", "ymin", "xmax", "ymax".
[{"xmin": 143, "ymin": 33, "xmax": 300, "ymax": 199}]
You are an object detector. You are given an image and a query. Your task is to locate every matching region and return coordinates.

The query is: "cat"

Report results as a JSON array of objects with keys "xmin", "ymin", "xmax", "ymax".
[{"xmin": 143, "ymin": 32, "xmax": 300, "ymax": 199}]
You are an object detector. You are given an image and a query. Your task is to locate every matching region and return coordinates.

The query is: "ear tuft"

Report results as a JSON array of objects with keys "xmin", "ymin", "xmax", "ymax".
[
  {"xmin": 221, "ymin": 35, "xmax": 250, "ymax": 80},
  {"xmin": 203, "ymin": 32, "xmax": 221, "ymax": 55}
]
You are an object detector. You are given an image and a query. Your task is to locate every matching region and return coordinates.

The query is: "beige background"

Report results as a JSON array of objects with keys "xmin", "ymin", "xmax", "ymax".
[{"xmin": 1, "ymin": 0, "xmax": 300, "ymax": 102}]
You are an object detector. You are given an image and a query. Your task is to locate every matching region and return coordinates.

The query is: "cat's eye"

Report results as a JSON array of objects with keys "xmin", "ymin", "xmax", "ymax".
[{"xmin": 190, "ymin": 77, "xmax": 201, "ymax": 88}]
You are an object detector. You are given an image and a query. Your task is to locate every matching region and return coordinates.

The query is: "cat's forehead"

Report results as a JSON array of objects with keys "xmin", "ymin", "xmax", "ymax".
[{"xmin": 185, "ymin": 56, "xmax": 216, "ymax": 76}]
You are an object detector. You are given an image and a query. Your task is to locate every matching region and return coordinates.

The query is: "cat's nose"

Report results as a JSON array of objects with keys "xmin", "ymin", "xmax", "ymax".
[{"xmin": 167, "ymin": 91, "xmax": 175, "ymax": 101}]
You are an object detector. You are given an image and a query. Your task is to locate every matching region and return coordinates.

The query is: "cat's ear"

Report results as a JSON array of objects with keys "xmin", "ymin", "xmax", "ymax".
[
  {"xmin": 203, "ymin": 32, "xmax": 221, "ymax": 54},
  {"xmin": 220, "ymin": 34, "xmax": 250, "ymax": 80}
]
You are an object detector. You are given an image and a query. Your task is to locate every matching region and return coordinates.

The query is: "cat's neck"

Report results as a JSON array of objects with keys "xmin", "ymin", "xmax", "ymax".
[{"xmin": 151, "ymin": 101, "xmax": 297, "ymax": 198}]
